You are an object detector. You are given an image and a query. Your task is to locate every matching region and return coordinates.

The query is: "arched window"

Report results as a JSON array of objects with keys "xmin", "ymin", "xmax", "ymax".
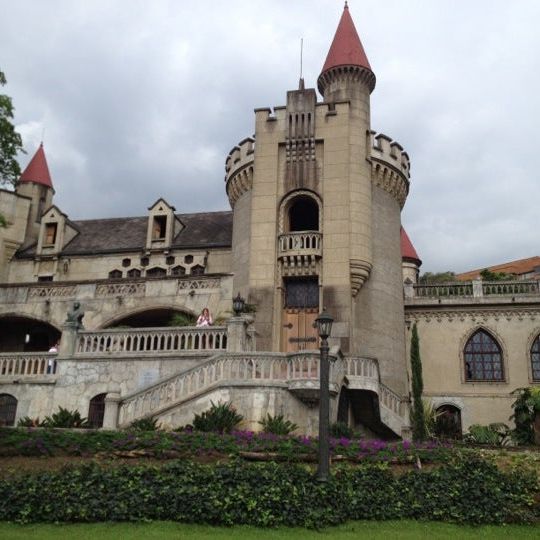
[
  {"xmin": 435, "ymin": 404, "xmax": 462, "ymax": 439},
  {"xmin": 171, "ymin": 265, "xmax": 186, "ymax": 276},
  {"xmin": 88, "ymin": 393, "xmax": 107, "ymax": 429},
  {"xmin": 464, "ymin": 329, "xmax": 504, "ymax": 381},
  {"xmin": 108, "ymin": 269, "xmax": 122, "ymax": 279},
  {"xmin": 127, "ymin": 268, "xmax": 141, "ymax": 278},
  {"xmin": 191, "ymin": 265, "xmax": 205, "ymax": 276},
  {"xmin": 146, "ymin": 267, "xmax": 166, "ymax": 277},
  {"xmin": 0, "ymin": 394, "xmax": 17, "ymax": 426},
  {"xmin": 288, "ymin": 196, "xmax": 319, "ymax": 232},
  {"xmin": 531, "ymin": 335, "xmax": 540, "ymax": 381}
]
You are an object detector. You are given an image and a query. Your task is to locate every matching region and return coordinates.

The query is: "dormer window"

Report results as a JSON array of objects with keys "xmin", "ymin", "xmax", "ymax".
[
  {"xmin": 152, "ymin": 216, "xmax": 167, "ymax": 240},
  {"xmin": 44, "ymin": 223, "xmax": 57, "ymax": 245}
]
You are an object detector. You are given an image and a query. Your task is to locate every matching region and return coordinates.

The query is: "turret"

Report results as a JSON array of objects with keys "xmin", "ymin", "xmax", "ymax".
[
  {"xmin": 15, "ymin": 143, "xmax": 55, "ymax": 244},
  {"xmin": 401, "ymin": 227, "xmax": 422, "ymax": 284},
  {"xmin": 317, "ymin": 2, "xmax": 376, "ymax": 103}
]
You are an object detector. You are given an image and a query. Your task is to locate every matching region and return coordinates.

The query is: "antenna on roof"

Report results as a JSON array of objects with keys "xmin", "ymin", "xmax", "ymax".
[
  {"xmin": 300, "ymin": 37, "xmax": 303, "ymax": 79},
  {"xmin": 298, "ymin": 38, "xmax": 305, "ymax": 90},
  {"xmin": 41, "ymin": 126, "xmax": 45, "ymax": 146}
]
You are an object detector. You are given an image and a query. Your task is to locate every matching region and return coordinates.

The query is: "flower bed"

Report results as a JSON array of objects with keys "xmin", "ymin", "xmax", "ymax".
[{"xmin": 0, "ymin": 427, "xmax": 453, "ymax": 463}]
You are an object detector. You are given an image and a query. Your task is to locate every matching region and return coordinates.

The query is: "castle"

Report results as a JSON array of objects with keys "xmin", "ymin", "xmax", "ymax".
[{"xmin": 0, "ymin": 5, "xmax": 539, "ymax": 437}]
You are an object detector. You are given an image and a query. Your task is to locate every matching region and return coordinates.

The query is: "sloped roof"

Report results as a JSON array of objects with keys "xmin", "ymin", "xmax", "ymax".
[
  {"xmin": 19, "ymin": 143, "xmax": 53, "ymax": 189},
  {"xmin": 16, "ymin": 210, "xmax": 233, "ymax": 257},
  {"xmin": 456, "ymin": 256, "xmax": 540, "ymax": 281},
  {"xmin": 400, "ymin": 226, "xmax": 421, "ymax": 265},
  {"xmin": 321, "ymin": 3, "xmax": 372, "ymax": 75}
]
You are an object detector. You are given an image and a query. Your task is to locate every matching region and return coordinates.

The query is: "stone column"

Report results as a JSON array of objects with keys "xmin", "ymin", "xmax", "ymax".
[
  {"xmin": 58, "ymin": 321, "xmax": 79, "ymax": 359},
  {"xmin": 226, "ymin": 316, "xmax": 249, "ymax": 352},
  {"xmin": 102, "ymin": 390, "xmax": 121, "ymax": 430}
]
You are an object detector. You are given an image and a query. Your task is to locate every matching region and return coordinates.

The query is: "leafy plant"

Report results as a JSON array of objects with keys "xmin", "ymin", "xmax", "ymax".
[
  {"xmin": 510, "ymin": 387, "xmax": 540, "ymax": 445},
  {"xmin": 259, "ymin": 414, "xmax": 298, "ymax": 435},
  {"xmin": 193, "ymin": 401, "xmax": 243, "ymax": 433},
  {"xmin": 41, "ymin": 407, "xmax": 88, "ymax": 428},
  {"xmin": 329, "ymin": 421, "xmax": 354, "ymax": 439},
  {"xmin": 168, "ymin": 312, "xmax": 197, "ymax": 327},
  {"xmin": 464, "ymin": 423, "xmax": 511, "ymax": 446},
  {"xmin": 16, "ymin": 416, "xmax": 41, "ymax": 427},
  {"xmin": 128, "ymin": 416, "xmax": 161, "ymax": 431},
  {"xmin": 422, "ymin": 399, "xmax": 442, "ymax": 439},
  {"xmin": 410, "ymin": 323, "xmax": 426, "ymax": 441}
]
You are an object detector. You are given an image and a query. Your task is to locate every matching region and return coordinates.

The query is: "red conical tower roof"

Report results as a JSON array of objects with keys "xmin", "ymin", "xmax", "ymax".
[
  {"xmin": 19, "ymin": 143, "xmax": 53, "ymax": 189},
  {"xmin": 321, "ymin": 3, "xmax": 372, "ymax": 75},
  {"xmin": 401, "ymin": 227, "xmax": 421, "ymax": 265}
]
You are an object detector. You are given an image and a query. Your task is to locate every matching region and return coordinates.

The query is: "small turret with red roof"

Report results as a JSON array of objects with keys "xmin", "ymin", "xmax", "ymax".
[
  {"xmin": 401, "ymin": 227, "xmax": 422, "ymax": 283},
  {"xmin": 317, "ymin": 2, "xmax": 376, "ymax": 100},
  {"xmin": 16, "ymin": 143, "xmax": 55, "ymax": 242},
  {"xmin": 19, "ymin": 143, "xmax": 54, "ymax": 191}
]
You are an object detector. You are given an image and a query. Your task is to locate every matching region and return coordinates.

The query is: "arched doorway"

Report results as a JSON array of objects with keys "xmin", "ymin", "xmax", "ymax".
[
  {"xmin": 288, "ymin": 196, "xmax": 319, "ymax": 232},
  {"xmin": 435, "ymin": 404, "xmax": 462, "ymax": 439},
  {"xmin": 0, "ymin": 316, "xmax": 61, "ymax": 353},
  {"xmin": 88, "ymin": 393, "xmax": 107, "ymax": 429},
  {"xmin": 0, "ymin": 394, "xmax": 17, "ymax": 426}
]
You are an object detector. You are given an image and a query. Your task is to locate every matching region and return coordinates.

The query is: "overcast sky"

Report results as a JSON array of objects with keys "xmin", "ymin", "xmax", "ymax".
[{"xmin": 1, "ymin": 0, "xmax": 538, "ymax": 273}]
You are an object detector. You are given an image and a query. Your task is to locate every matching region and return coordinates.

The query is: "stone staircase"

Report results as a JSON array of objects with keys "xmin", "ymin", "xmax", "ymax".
[{"xmin": 116, "ymin": 351, "xmax": 409, "ymax": 436}]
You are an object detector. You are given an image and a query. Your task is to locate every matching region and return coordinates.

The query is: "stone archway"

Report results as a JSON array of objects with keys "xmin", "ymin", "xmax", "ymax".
[{"xmin": 0, "ymin": 315, "xmax": 61, "ymax": 352}]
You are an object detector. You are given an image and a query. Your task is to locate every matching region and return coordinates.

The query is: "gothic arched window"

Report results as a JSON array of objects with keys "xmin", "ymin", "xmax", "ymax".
[
  {"xmin": 531, "ymin": 335, "xmax": 540, "ymax": 381},
  {"xmin": 464, "ymin": 329, "xmax": 504, "ymax": 381}
]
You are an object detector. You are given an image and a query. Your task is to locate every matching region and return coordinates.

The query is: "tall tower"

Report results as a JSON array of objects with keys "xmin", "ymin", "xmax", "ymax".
[
  {"xmin": 16, "ymin": 143, "xmax": 55, "ymax": 245},
  {"xmin": 227, "ymin": 4, "xmax": 410, "ymax": 396}
]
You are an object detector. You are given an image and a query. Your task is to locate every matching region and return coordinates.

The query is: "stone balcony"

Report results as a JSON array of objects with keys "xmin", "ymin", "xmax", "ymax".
[
  {"xmin": 277, "ymin": 232, "xmax": 322, "ymax": 276},
  {"xmin": 404, "ymin": 279, "xmax": 540, "ymax": 307}
]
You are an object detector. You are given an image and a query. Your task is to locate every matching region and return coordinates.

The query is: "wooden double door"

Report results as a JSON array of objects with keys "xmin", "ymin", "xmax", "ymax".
[{"xmin": 281, "ymin": 278, "xmax": 319, "ymax": 352}]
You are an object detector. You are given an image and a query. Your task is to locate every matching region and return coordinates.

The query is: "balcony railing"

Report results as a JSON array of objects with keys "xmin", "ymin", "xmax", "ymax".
[
  {"xmin": 408, "ymin": 280, "xmax": 539, "ymax": 300},
  {"xmin": 75, "ymin": 326, "xmax": 227, "ymax": 356},
  {"xmin": 0, "ymin": 353, "xmax": 58, "ymax": 378},
  {"xmin": 278, "ymin": 232, "xmax": 322, "ymax": 256}
]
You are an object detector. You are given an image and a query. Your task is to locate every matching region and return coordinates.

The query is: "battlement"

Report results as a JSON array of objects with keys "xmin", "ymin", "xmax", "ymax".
[
  {"xmin": 225, "ymin": 137, "xmax": 255, "ymax": 207},
  {"xmin": 369, "ymin": 131, "xmax": 411, "ymax": 208},
  {"xmin": 370, "ymin": 131, "xmax": 410, "ymax": 179}
]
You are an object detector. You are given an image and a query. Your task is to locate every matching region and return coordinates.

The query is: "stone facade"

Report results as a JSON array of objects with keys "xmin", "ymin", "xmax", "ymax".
[{"xmin": 0, "ymin": 5, "xmax": 538, "ymax": 437}]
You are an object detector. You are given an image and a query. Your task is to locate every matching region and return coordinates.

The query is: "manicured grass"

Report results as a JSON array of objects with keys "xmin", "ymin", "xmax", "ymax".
[{"xmin": 0, "ymin": 521, "xmax": 539, "ymax": 540}]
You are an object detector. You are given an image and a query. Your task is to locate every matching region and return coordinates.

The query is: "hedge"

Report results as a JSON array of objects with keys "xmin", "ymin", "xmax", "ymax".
[{"xmin": 0, "ymin": 459, "xmax": 537, "ymax": 526}]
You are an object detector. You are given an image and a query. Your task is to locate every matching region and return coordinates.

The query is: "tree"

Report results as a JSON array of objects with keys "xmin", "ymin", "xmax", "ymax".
[
  {"xmin": 479, "ymin": 268, "xmax": 513, "ymax": 282},
  {"xmin": 410, "ymin": 323, "xmax": 426, "ymax": 441},
  {"xmin": 418, "ymin": 271, "xmax": 456, "ymax": 284},
  {"xmin": 0, "ymin": 69, "xmax": 25, "ymax": 188}
]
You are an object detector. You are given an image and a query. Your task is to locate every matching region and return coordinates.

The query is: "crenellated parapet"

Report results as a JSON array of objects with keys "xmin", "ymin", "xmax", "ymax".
[
  {"xmin": 225, "ymin": 137, "xmax": 255, "ymax": 207},
  {"xmin": 369, "ymin": 131, "xmax": 410, "ymax": 208}
]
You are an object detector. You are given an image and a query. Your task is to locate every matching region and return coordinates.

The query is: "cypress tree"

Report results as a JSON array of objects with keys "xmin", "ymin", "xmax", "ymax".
[{"xmin": 410, "ymin": 322, "xmax": 426, "ymax": 441}]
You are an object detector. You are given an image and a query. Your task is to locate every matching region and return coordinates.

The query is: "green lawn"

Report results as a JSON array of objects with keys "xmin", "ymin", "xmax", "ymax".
[{"xmin": 1, "ymin": 521, "xmax": 539, "ymax": 540}]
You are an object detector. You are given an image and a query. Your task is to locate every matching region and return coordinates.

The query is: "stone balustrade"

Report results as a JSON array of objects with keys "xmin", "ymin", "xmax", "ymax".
[
  {"xmin": 278, "ymin": 232, "xmax": 322, "ymax": 256},
  {"xmin": 407, "ymin": 279, "xmax": 539, "ymax": 300},
  {"xmin": 76, "ymin": 326, "xmax": 228, "ymax": 356},
  {"xmin": 0, "ymin": 275, "xmax": 224, "ymax": 304},
  {"xmin": 482, "ymin": 280, "xmax": 539, "ymax": 296},
  {"xmin": 0, "ymin": 352, "xmax": 57, "ymax": 378}
]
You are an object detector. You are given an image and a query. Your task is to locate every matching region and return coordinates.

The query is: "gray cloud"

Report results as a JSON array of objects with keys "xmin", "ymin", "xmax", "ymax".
[{"xmin": 1, "ymin": 0, "xmax": 538, "ymax": 273}]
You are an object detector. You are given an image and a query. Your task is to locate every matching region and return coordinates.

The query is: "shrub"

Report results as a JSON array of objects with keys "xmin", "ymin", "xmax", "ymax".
[
  {"xmin": 168, "ymin": 312, "xmax": 196, "ymax": 326},
  {"xmin": 259, "ymin": 414, "xmax": 298, "ymax": 435},
  {"xmin": 0, "ymin": 459, "xmax": 536, "ymax": 525},
  {"xmin": 511, "ymin": 387, "xmax": 540, "ymax": 445},
  {"xmin": 464, "ymin": 423, "xmax": 510, "ymax": 446},
  {"xmin": 128, "ymin": 417, "xmax": 161, "ymax": 431},
  {"xmin": 41, "ymin": 407, "xmax": 88, "ymax": 428},
  {"xmin": 16, "ymin": 416, "xmax": 41, "ymax": 427},
  {"xmin": 329, "ymin": 421, "xmax": 354, "ymax": 439},
  {"xmin": 193, "ymin": 401, "xmax": 243, "ymax": 433}
]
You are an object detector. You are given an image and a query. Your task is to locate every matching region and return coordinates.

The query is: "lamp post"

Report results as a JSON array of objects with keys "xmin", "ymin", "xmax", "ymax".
[
  {"xmin": 314, "ymin": 308, "xmax": 333, "ymax": 482},
  {"xmin": 232, "ymin": 293, "xmax": 245, "ymax": 316}
]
